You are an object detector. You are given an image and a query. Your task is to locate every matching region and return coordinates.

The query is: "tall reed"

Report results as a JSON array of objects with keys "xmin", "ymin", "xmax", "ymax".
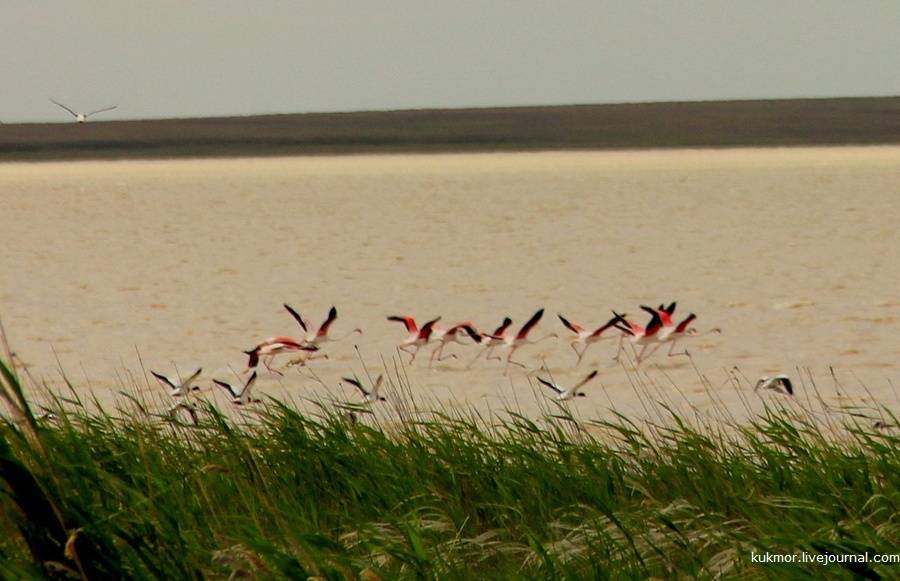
[{"xmin": 1, "ymin": 354, "xmax": 898, "ymax": 579}]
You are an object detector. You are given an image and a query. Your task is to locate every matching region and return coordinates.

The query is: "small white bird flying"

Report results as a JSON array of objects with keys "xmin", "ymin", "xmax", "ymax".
[
  {"xmin": 341, "ymin": 375, "xmax": 386, "ymax": 404},
  {"xmin": 213, "ymin": 371, "xmax": 260, "ymax": 405},
  {"xmin": 49, "ymin": 98, "xmax": 118, "ymax": 122},
  {"xmin": 537, "ymin": 369, "xmax": 599, "ymax": 401},
  {"xmin": 166, "ymin": 401, "xmax": 199, "ymax": 424},
  {"xmin": 754, "ymin": 375, "xmax": 794, "ymax": 396},
  {"xmin": 151, "ymin": 368, "xmax": 203, "ymax": 397}
]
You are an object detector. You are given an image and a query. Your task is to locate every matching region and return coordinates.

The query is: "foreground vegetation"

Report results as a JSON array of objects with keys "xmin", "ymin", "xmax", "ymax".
[{"xmin": 1, "ymin": 357, "xmax": 899, "ymax": 580}]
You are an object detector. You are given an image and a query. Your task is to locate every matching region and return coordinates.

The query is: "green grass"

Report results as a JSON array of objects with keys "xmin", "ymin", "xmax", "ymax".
[{"xmin": 1, "ymin": 355, "xmax": 899, "ymax": 580}]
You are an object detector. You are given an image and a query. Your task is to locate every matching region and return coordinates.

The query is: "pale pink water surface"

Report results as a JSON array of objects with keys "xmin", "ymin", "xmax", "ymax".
[{"xmin": 1, "ymin": 147, "xmax": 897, "ymax": 425}]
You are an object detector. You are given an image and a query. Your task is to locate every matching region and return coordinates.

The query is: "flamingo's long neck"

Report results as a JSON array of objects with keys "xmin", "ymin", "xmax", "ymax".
[
  {"xmin": 330, "ymin": 329, "xmax": 362, "ymax": 342},
  {"xmin": 530, "ymin": 332, "xmax": 558, "ymax": 345}
]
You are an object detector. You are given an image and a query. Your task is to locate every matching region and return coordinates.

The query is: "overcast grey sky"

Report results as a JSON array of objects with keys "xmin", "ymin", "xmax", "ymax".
[{"xmin": 2, "ymin": 2, "xmax": 898, "ymax": 123}]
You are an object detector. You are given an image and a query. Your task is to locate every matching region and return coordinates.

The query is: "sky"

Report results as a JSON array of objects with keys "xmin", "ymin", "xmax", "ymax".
[{"xmin": 2, "ymin": 2, "xmax": 899, "ymax": 123}]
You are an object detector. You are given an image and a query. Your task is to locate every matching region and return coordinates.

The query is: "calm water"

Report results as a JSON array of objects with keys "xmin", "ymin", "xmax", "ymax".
[{"xmin": 1, "ymin": 147, "xmax": 898, "ymax": 424}]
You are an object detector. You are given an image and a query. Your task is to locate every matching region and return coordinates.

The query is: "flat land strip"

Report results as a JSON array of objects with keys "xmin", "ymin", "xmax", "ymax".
[{"xmin": 1, "ymin": 96, "xmax": 898, "ymax": 160}]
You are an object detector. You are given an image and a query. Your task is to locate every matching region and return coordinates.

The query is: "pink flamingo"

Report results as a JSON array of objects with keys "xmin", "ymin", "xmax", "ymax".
[
  {"xmin": 489, "ymin": 308, "xmax": 557, "ymax": 374},
  {"xmin": 387, "ymin": 315, "xmax": 442, "ymax": 364},
  {"xmin": 468, "ymin": 317, "xmax": 513, "ymax": 368},
  {"xmin": 635, "ymin": 303, "xmax": 720, "ymax": 360},
  {"xmin": 428, "ymin": 322, "xmax": 482, "ymax": 365},
  {"xmin": 657, "ymin": 313, "xmax": 721, "ymax": 358},
  {"xmin": 244, "ymin": 337, "xmax": 318, "ymax": 375},
  {"xmin": 614, "ymin": 309, "xmax": 663, "ymax": 364},
  {"xmin": 557, "ymin": 312, "xmax": 626, "ymax": 365},
  {"xmin": 284, "ymin": 304, "xmax": 362, "ymax": 348},
  {"xmin": 283, "ymin": 304, "xmax": 361, "ymax": 365},
  {"xmin": 647, "ymin": 302, "xmax": 677, "ymax": 328}
]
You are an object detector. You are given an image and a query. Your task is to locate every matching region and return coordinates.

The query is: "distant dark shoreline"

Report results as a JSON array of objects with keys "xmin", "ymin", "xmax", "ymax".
[{"xmin": 1, "ymin": 97, "xmax": 898, "ymax": 161}]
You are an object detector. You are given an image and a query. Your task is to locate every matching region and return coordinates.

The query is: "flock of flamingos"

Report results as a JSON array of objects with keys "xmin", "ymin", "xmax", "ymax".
[{"xmin": 150, "ymin": 301, "xmax": 760, "ymax": 418}]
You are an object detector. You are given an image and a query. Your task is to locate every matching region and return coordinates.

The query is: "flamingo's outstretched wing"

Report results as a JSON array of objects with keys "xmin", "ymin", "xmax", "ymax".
[{"xmin": 284, "ymin": 304, "xmax": 308, "ymax": 333}]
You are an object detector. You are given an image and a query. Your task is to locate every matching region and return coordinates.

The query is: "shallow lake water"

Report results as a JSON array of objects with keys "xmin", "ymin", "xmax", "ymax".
[{"xmin": 1, "ymin": 147, "xmax": 897, "ymax": 426}]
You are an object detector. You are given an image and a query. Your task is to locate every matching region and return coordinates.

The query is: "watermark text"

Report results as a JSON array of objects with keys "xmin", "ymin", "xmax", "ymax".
[{"xmin": 750, "ymin": 551, "xmax": 900, "ymax": 566}]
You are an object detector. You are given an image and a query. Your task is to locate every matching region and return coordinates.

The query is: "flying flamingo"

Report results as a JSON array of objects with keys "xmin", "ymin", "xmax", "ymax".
[
  {"xmin": 467, "ymin": 317, "xmax": 513, "ymax": 368},
  {"xmin": 284, "ymin": 304, "xmax": 362, "ymax": 347},
  {"xmin": 428, "ymin": 322, "xmax": 482, "ymax": 365},
  {"xmin": 342, "ymin": 375, "xmax": 386, "ymax": 404},
  {"xmin": 283, "ymin": 304, "xmax": 361, "ymax": 364},
  {"xmin": 647, "ymin": 302, "xmax": 677, "ymax": 328},
  {"xmin": 49, "ymin": 98, "xmax": 118, "ymax": 123},
  {"xmin": 640, "ymin": 309, "xmax": 721, "ymax": 360},
  {"xmin": 667, "ymin": 314, "xmax": 721, "ymax": 357},
  {"xmin": 244, "ymin": 337, "xmax": 318, "ymax": 375},
  {"xmin": 387, "ymin": 315, "xmax": 442, "ymax": 364},
  {"xmin": 537, "ymin": 369, "xmax": 599, "ymax": 401},
  {"xmin": 213, "ymin": 371, "xmax": 260, "ymax": 405},
  {"xmin": 614, "ymin": 309, "xmax": 664, "ymax": 364},
  {"xmin": 637, "ymin": 302, "xmax": 685, "ymax": 334},
  {"xmin": 557, "ymin": 312, "xmax": 626, "ymax": 365},
  {"xmin": 632, "ymin": 303, "xmax": 678, "ymax": 358},
  {"xmin": 151, "ymin": 368, "xmax": 203, "ymax": 397},
  {"xmin": 489, "ymin": 308, "xmax": 557, "ymax": 374}
]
